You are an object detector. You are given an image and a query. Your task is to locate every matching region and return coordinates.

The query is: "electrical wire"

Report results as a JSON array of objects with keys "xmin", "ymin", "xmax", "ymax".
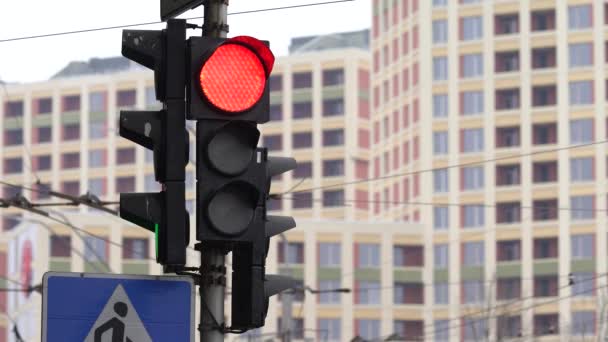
[
  {"xmin": 0, "ymin": 0, "xmax": 356, "ymax": 44},
  {"xmin": 284, "ymin": 139, "xmax": 608, "ymax": 195}
]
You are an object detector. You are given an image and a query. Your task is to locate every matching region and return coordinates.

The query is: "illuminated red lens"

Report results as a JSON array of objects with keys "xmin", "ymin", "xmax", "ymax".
[{"xmin": 199, "ymin": 43, "xmax": 267, "ymax": 113}]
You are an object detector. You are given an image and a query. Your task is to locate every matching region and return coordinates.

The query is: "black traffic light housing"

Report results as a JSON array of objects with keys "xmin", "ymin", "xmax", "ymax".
[{"xmin": 118, "ymin": 19, "xmax": 190, "ymax": 268}]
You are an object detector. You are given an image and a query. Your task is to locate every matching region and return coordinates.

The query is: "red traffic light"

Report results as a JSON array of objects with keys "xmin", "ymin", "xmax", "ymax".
[{"xmin": 199, "ymin": 36, "xmax": 275, "ymax": 114}]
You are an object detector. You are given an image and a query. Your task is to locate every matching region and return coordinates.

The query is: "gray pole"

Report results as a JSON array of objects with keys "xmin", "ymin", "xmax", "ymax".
[
  {"xmin": 200, "ymin": 2, "xmax": 229, "ymax": 342},
  {"xmin": 280, "ymin": 234, "xmax": 293, "ymax": 342}
]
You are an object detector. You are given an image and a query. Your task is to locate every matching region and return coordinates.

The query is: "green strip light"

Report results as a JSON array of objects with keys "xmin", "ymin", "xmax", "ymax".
[{"xmin": 154, "ymin": 223, "xmax": 159, "ymax": 260}]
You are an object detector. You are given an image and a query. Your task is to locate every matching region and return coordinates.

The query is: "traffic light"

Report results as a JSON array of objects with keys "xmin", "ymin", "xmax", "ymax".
[
  {"xmin": 118, "ymin": 19, "xmax": 190, "ymax": 268},
  {"xmin": 188, "ymin": 35, "xmax": 298, "ymax": 329}
]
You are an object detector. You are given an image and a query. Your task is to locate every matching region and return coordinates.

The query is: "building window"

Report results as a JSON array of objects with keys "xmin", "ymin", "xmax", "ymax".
[
  {"xmin": 318, "ymin": 280, "xmax": 341, "ymax": 304},
  {"xmin": 4, "ymin": 128, "xmax": 23, "ymax": 146},
  {"xmin": 116, "ymin": 90, "xmax": 136, "ymax": 108},
  {"xmin": 269, "ymin": 75, "xmax": 282, "ymax": 92},
  {"xmin": 393, "ymin": 320, "xmax": 423, "ymax": 341},
  {"xmin": 570, "ymin": 157, "xmax": 594, "ymax": 182},
  {"xmin": 434, "ymin": 244, "xmax": 448, "ymax": 269},
  {"xmin": 122, "ymin": 238, "xmax": 148, "ymax": 259},
  {"xmin": 322, "ymin": 98, "xmax": 344, "ymax": 116},
  {"xmin": 533, "ymin": 123, "xmax": 557, "ymax": 145},
  {"xmin": 434, "ymin": 320, "xmax": 449, "ymax": 342},
  {"xmin": 88, "ymin": 178, "xmax": 105, "ymax": 196},
  {"xmin": 292, "ymin": 192, "xmax": 312, "ymax": 209},
  {"xmin": 292, "ymin": 132, "xmax": 312, "ymax": 149},
  {"xmin": 318, "ymin": 318, "xmax": 341, "ymax": 341},
  {"xmin": 534, "ymin": 314, "xmax": 558, "ymax": 336},
  {"xmin": 356, "ymin": 319, "xmax": 380, "ymax": 340},
  {"xmin": 3, "ymin": 157, "xmax": 23, "ymax": 174},
  {"xmin": 569, "ymin": 43, "xmax": 593, "ymax": 67},
  {"xmin": 496, "ymin": 126, "xmax": 520, "ymax": 148},
  {"xmin": 463, "ymin": 241, "xmax": 484, "ymax": 266},
  {"xmin": 319, "ymin": 242, "xmax": 340, "ymax": 267},
  {"xmin": 433, "ymin": 131, "xmax": 448, "ymax": 155},
  {"xmin": 461, "ymin": 91, "xmax": 484, "ymax": 115},
  {"xmin": 531, "ymin": 10, "xmax": 555, "ymax": 31},
  {"xmin": 433, "ymin": 56, "xmax": 448, "ymax": 81},
  {"xmin": 568, "ymin": 5, "xmax": 592, "ymax": 29},
  {"xmin": 433, "ymin": 206, "xmax": 449, "ymax": 230},
  {"xmin": 323, "ymin": 160, "xmax": 344, "ymax": 177},
  {"xmin": 533, "ymin": 161, "xmax": 558, "ymax": 183},
  {"xmin": 461, "ymin": 167, "xmax": 483, "ymax": 191},
  {"xmin": 269, "ymin": 105, "xmax": 282, "ymax": 121},
  {"xmin": 116, "ymin": 176, "xmax": 135, "ymax": 193},
  {"xmin": 495, "ymin": 14, "xmax": 519, "ymax": 35},
  {"xmin": 571, "ymin": 272, "xmax": 594, "ymax": 297},
  {"xmin": 293, "ymin": 72, "xmax": 312, "ymax": 89},
  {"xmin": 293, "ymin": 161, "xmax": 312, "ymax": 178},
  {"xmin": 534, "ymin": 277, "xmax": 558, "ymax": 298},
  {"xmin": 89, "ymin": 119, "xmax": 107, "ymax": 139},
  {"xmin": 570, "ymin": 118, "xmax": 593, "ymax": 143},
  {"xmin": 5, "ymin": 100, "xmax": 24, "ymax": 117},
  {"xmin": 496, "ymin": 164, "xmax": 520, "ymax": 186},
  {"xmin": 278, "ymin": 242, "xmax": 304, "ymax": 264},
  {"xmin": 461, "ymin": 16, "xmax": 483, "ymax": 41},
  {"xmin": 50, "ymin": 235, "xmax": 71, "ymax": 257},
  {"xmin": 534, "ymin": 238, "xmax": 558, "ymax": 259},
  {"xmin": 571, "ymin": 234, "xmax": 594, "ymax": 260},
  {"xmin": 34, "ymin": 155, "xmax": 52, "ymax": 171},
  {"xmin": 463, "ymin": 281, "xmax": 485, "ymax": 304},
  {"xmin": 83, "ymin": 236, "xmax": 108, "ymax": 262},
  {"xmin": 393, "ymin": 245, "xmax": 423, "ymax": 267},
  {"xmin": 62, "ymin": 123, "xmax": 80, "ymax": 140},
  {"xmin": 293, "ymin": 102, "xmax": 312, "ymax": 119},
  {"xmin": 497, "ymin": 278, "xmax": 521, "ymax": 300},
  {"xmin": 461, "ymin": 53, "xmax": 483, "ymax": 78},
  {"xmin": 357, "ymin": 281, "xmax": 381, "ymax": 305},
  {"xmin": 495, "ymin": 51, "xmax": 519, "ymax": 74},
  {"xmin": 569, "ymin": 81, "xmax": 593, "ymax": 105},
  {"xmin": 322, "ymin": 68, "xmax": 344, "ymax": 86},
  {"xmin": 433, "ymin": 20, "xmax": 448, "ymax": 43},
  {"xmin": 433, "ymin": 169, "xmax": 449, "ymax": 193},
  {"xmin": 357, "ymin": 243, "xmax": 380, "ymax": 268},
  {"xmin": 434, "ymin": 283, "xmax": 449, "ymax": 304},
  {"xmin": 533, "ymin": 199, "xmax": 558, "ymax": 221},
  {"xmin": 263, "ymin": 135, "xmax": 282, "ymax": 151},
  {"xmin": 532, "ymin": 85, "xmax": 557, "ymax": 107},
  {"xmin": 496, "ymin": 202, "xmax": 521, "ymax": 223},
  {"xmin": 323, "ymin": 129, "xmax": 344, "ymax": 146},
  {"xmin": 433, "ymin": 94, "xmax": 448, "ymax": 118},
  {"xmin": 532, "ymin": 47, "xmax": 557, "ymax": 68},
  {"xmin": 34, "ymin": 126, "xmax": 52, "ymax": 143},
  {"xmin": 495, "ymin": 89, "xmax": 519, "ymax": 110},
  {"xmin": 571, "ymin": 195, "xmax": 594, "ymax": 220},
  {"xmin": 571, "ymin": 311, "xmax": 595, "ymax": 336},
  {"xmin": 497, "ymin": 316, "xmax": 521, "ymax": 339},
  {"xmin": 62, "ymin": 95, "xmax": 80, "ymax": 112},
  {"xmin": 463, "ymin": 205, "xmax": 484, "ymax": 228},
  {"xmin": 497, "ymin": 240, "xmax": 521, "ymax": 262},
  {"xmin": 394, "ymin": 282, "xmax": 423, "ymax": 304},
  {"xmin": 462, "ymin": 128, "xmax": 484, "ymax": 153},
  {"xmin": 61, "ymin": 152, "xmax": 80, "ymax": 169},
  {"xmin": 89, "ymin": 149, "xmax": 106, "ymax": 168},
  {"xmin": 116, "ymin": 148, "xmax": 136, "ymax": 165},
  {"xmin": 322, "ymin": 190, "xmax": 344, "ymax": 207},
  {"xmin": 89, "ymin": 92, "xmax": 106, "ymax": 112}
]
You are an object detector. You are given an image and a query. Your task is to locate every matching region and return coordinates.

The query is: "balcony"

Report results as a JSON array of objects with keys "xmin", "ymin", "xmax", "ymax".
[
  {"xmin": 532, "ymin": 85, "xmax": 557, "ymax": 107},
  {"xmin": 531, "ymin": 10, "xmax": 556, "ymax": 32},
  {"xmin": 495, "ymin": 14, "xmax": 519, "ymax": 35},
  {"xmin": 495, "ymin": 51, "xmax": 519, "ymax": 73},
  {"xmin": 532, "ymin": 47, "xmax": 557, "ymax": 69},
  {"xmin": 495, "ymin": 89, "xmax": 520, "ymax": 110}
]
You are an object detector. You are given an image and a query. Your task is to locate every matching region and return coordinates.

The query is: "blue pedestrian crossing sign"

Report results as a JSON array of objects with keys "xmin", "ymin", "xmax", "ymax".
[{"xmin": 42, "ymin": 272, "xmax": 195, "ymax": 342}]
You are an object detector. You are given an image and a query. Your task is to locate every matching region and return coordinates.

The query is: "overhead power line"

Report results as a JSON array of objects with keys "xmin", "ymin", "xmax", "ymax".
[
  {"xmin": 0, "ymin": 0, "xmax": 355, "ymax": 44},
  {"xmin": 285, "ymin": 139, "xmax": 608, "ymax": 195}
]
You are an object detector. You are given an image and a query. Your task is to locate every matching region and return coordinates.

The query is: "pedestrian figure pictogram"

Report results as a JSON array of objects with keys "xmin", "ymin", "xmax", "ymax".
[{"xmin": 84, "ymin": 284, "xmax": 152, "ymax": 342}]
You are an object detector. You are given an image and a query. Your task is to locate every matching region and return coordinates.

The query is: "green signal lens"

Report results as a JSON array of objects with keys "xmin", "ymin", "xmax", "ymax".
[{"xmin": 154, "ymin": 223, "xmax": 159, "ymax": 260}]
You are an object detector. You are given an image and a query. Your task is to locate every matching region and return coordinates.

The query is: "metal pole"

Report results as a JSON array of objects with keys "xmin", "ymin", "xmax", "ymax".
[
  {"xmin": 280, "ymin": 234, "xmax": 293, "ymax": 342},
  {"xmin": 200, "ymin": 3, "xmax": 229, "ymax": 342}
]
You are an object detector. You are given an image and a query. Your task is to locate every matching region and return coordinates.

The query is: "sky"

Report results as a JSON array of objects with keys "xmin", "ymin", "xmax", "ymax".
[{"xmin": 0, "ymin": 0, "xmax": 370, "ymax": 83}]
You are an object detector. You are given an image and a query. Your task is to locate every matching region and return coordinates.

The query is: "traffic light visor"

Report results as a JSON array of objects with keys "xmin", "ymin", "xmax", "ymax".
[{"xmin": 199, "ymin": 37, "xmax": 273, "ymax": 113}]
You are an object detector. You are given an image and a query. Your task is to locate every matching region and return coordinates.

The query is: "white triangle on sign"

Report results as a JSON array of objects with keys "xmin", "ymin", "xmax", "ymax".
[{"xmin": 84, "ymin": 284, "xmax": 152, "ymax": 342}]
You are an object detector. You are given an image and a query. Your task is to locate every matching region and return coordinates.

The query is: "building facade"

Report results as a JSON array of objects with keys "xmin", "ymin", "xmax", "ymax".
[{"xmin": 372, "ymin": 0, "xmax": 608, "ymax": 340}]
